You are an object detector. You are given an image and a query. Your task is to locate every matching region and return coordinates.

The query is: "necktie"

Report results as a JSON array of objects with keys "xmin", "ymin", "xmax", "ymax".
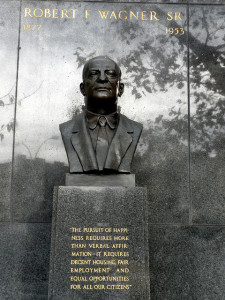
[{"xmin": 96, "ymin": 116, "xmax": 108, "ymax": 171}]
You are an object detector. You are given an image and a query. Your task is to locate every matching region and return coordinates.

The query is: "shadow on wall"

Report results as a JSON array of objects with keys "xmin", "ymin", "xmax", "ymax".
[{"xmin": 10, "ymin": 155, "xmax": 68, "ymax": 222}]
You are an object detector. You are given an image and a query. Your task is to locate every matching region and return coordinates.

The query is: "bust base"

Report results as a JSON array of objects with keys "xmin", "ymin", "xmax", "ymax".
[
  {"xmin": 48, "ymin": 186, "xmax": 150, "ymax": 300},
  {"xmin": 65, "ymin": 173, "xmax": 136, "ymax": 187}
]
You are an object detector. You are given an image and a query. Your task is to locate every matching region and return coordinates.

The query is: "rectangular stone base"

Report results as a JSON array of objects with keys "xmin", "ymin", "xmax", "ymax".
[{"xmin": 48, "ymin": 186, "xmax": 150, "ymax": 300}]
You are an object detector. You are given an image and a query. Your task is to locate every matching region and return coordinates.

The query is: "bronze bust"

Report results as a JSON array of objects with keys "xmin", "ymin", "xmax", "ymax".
[{"xmin": 60, "ymin": 56, "xmax": 143, "ymax": 174}]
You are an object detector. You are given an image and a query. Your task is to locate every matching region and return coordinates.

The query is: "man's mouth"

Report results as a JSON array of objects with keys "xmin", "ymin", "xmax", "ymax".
[{"xmin": 95, "ymin": 87, "xmax": 110, "ymax": 91}]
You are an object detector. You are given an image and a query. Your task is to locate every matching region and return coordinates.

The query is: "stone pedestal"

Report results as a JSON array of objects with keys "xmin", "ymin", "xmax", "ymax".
[{"xmin": 48, "ymin": 185, "xmax": 150, "ymax": 300}]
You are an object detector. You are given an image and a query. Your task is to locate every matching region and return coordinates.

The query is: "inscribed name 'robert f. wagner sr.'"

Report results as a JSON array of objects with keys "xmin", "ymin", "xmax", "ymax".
[
  {"xmin": 24, "ymin": 7, "xmax": 183, "ymax": 21},
  {"xmin": 59, "ymin": 56, "xmax": 143, "ymax": 174}
]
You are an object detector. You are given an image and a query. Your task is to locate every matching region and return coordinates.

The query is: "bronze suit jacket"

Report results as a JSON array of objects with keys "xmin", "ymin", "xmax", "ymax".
[{"xmin": 60, "ymin": 112, "xmax": 143, "ymax": 173}]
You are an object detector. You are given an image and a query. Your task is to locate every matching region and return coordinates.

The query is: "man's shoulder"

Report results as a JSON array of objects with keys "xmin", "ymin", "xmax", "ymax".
[
  {"xmin": 59, "ymin": 112, "xmax": 84, "ymax": 134},
  {"xmin": 120, "ymin": 113, "xmax": 143, "ymax": 132}
]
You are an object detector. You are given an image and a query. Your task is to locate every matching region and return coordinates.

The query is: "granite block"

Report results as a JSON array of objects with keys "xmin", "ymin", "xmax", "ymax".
[
  {"xmin": 0, "ymin": 223, "xmax": 51, "ymax": 300},
  {"xmin": 49, "ymin": 186, "xmax": 149, "ymax": 299},
  {"xmin": 149, "ymin": 225, "xmax": 225, "ymax": 300},
  {"xmin": 189, "ymin": 6, "xmax": 225, "ymax": 224}
]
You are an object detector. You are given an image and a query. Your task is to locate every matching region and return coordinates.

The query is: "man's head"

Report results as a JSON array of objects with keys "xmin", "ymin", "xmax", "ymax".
[{"xmin": 80, "ymin": 56, "xmax": 124, "ymax": 114}]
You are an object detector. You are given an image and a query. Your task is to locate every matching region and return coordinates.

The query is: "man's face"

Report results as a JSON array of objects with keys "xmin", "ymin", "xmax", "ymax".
[{"xmin": 82, "ymin": 57, "xmax": 121, "ymax": 101}]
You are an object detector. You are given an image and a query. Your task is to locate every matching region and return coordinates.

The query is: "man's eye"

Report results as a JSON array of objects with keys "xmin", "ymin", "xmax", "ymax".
[
  {"xmin": 89, "ymin": 71, "xmax": 98, "ymax": 77},
  {"xmin": 106, "ymin": 70, "xmax": 117, "ymax": 76}
]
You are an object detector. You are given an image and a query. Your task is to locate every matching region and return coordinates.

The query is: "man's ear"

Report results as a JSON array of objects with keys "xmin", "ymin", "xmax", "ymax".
[
  {"xmin": 80, "ymin": 83, "xmax": 85, "ymax": 96},
  {"xmin": 118, "ymin": 82, "xmax": 124, "ymax": 97}
]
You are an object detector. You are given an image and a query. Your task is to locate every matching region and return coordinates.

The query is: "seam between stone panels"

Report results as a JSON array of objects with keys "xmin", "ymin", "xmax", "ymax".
[
  {"xmin": 10, "ymin": 0, "xmax": 22, "ymax": 224},
  {"xmin": 149, "ymin": 223, "xmax": 189, "ymax": 226},
  {"xmin": 0, "ymin": 221, "xmax": 52, "ymax": 225},
  {"xmin": 188, "ymin": 2, "xmax": 225, "ymax": 6},
  {"xmin": 18, "ymin": 0, "xmax": 225, "ymax": 4},
  {"xmin": 11, "ymin": 221, "xmax": 52, "ymax": 224},
  {"xmin": 148, "ymin": 223, "xmax": 225, "ymax": 227},
  {"xmin": 187, "ymin": 2, "xmax": 192, "ymax": 226}
]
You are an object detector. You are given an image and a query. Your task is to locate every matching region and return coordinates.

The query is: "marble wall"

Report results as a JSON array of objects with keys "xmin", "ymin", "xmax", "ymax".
[{"xmin": 0, "ymin": 0, "xmax": 224, "ymax": 299}]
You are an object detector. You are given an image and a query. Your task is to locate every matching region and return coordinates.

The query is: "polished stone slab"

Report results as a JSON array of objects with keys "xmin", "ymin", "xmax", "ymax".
[
  {"xmin": 134, "ymin": 141, "xmax": 189, "ymax": 224},
  {"xmin": 65, "ymin": 173, "xmax": 136, "ymax": 187},
  {"xmin": 0, "ymin": 0, "xmax": 20, "ymax": 221},
  {"xmin": 0, "ymin": 163, "xmax": 12, "ymax": 221},
  {"xmin": 189, "ymin": 5, "xmax": 225, "ymax": 224},
  {"xmin": 149, "ymin": 225, "xmax": 225, "ymax": 299},
  {"xmin": 12, "ymin": 0, "xmax": 189, "ymax": 225},
  {"xmin": 0, "ymin": 223, "xmax": 51, "ymax": 300},
  {"xmin": 11, "ymin": 155, "xmax": 68, "ymax": 222},
  {"xmin": 0, "ymin": 224, "xmax": 15, "ymax": 299},
  {"xmin": 49, "ymin": 186, "xmax": 149, "ymax": 300}
]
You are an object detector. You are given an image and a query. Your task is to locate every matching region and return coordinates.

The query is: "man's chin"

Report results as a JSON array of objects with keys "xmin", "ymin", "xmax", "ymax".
[
  {"xmin": 92, "ymin": 94, "xmax": 116, "ymax": 101},
  {"xmin": 93, "ymin": 91, "xmax": 112, "ymax": 98}
]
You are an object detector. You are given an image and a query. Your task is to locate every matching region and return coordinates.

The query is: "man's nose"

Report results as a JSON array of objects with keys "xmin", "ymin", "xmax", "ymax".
[{"xmin": 98, "ymin": 70, "xmax": 108, "ymax": 82}]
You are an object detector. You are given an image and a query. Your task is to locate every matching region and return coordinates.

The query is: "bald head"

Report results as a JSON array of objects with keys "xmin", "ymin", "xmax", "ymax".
[{"xmin": 82, "ymin": 56, "xmax": 121, "ymax": 81}]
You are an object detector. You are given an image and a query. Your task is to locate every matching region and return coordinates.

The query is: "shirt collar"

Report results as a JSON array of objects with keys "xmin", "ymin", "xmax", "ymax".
[{"xmin": 86, "ymin": 109, "xmax": 118, "ymax": 130}]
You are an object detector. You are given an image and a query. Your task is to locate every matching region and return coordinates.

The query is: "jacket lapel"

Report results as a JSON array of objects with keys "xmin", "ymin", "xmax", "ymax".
[
  {"xmin": 104, "ymin": 115, "xmax": 133, "ymax": 170},
  {"xmin": 71, "ymin": 113, "xmax": 98, "ymax": 172}
]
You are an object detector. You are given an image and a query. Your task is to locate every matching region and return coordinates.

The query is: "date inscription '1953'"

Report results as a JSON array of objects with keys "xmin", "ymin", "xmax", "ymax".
[{"xmin": 166, "ymin": 27, "xmax": 184, "ymax": 35}]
